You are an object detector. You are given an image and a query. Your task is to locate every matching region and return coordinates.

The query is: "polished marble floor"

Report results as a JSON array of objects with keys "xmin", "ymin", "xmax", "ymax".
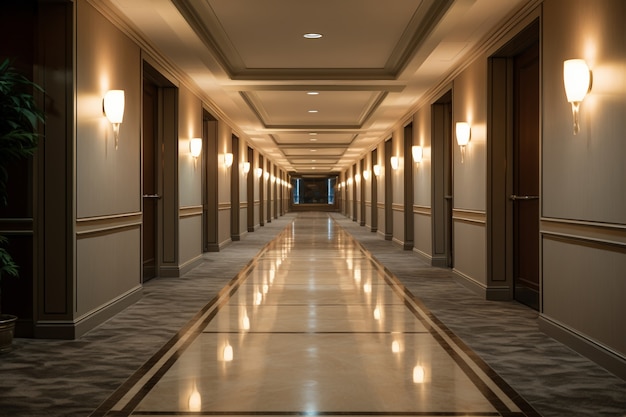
[
  {"xmin": 1, "ymin": 212, "xmax": 625, "ymax": 417},
  {"xmin": 93, "ymin": 213, "xmax": 538, "ymax": 416}
]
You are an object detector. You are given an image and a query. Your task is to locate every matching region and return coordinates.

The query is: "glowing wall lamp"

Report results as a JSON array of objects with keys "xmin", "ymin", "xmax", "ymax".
[
  {"xmin": 362, "ymin": 170, "xmax": 370, "ymax": 180},
  {"xmin": 255, "ymin": 167, "xmax": 263, "ymax": 178},
  {"xmin": 390, "ymin": 156, "xmax": 399, "ymax": 170},
  {"xmin": 223, "ymin": 152, "xmax": 234, "ymax": 168},
  {"xmin": 189, "ymin": 138, "xmax": 202, "ymax": 158},
  {"xmin": 373, "ymin": 164, "xmax": 381, "ymax": 177},
  {"xmin": 103, "ymin": 90, "xmax": 125, "ymax": 149},
  {"xmin": 243, "ymin": 161, "xmax": 251, "ymax": 175},
  {"xmin": 563, "ymin": 59, "xmax": 592, "ymax": 135},
  {"xmin": 455, "ymin": 122, "xmax": 471, "ymax": 163},
  {"xmin": 411, "ymin": 145, "xmax": 423, "ymax": 163}
]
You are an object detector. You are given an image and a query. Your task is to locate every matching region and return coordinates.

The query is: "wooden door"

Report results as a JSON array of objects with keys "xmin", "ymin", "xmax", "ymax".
[
  {"xmin": 512, "ymin": 43, "xmax": 540, "ymax": 309},
  {"xmin": 142, "ymin": 81, "xmax": 158, "ymax": 281}
]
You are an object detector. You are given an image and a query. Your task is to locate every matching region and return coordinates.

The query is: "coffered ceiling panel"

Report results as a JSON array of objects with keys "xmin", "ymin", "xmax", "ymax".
[
  {"xmin": 273, "ymin": 132, "xmax": 355, "ymax": 146},
  {"xmin": 105, "ymin": 0, "xmax": 531, "ymax": 174},
  {"xmin": 242, "ymin": 90, "xmax": 386, "ymax": 128}
]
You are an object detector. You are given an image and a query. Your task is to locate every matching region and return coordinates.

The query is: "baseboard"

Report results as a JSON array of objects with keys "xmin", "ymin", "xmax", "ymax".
[
  {"xmin": 485, "ymin": 286, "xmax": 512, "ymax": 301},
  {"xmin": 34, "ymin": 286, "xmax": 143, "ymax": 340},
  {"xmin": 160, "ymin": 265, "xmax": 181, "ymax": 278},
  {"xmin": 178, "ymin": 255, "xmax": 204, "ymax": 276},
  {"xmin": 431, "ymin": 255, "xmax": 448, "ymax": 268},
  {"xmin": 412, "ymin": 248, "xmax": 432, "ymax": 264},
  {"xmin": 539, "ymin": 315, "xmax": 626, "ymax": 381},
  {"xmin": 451, "ymin": 269, "xmax": 488, "ymax": 298},
  {"xmin": 205, "ymin": 243, "xmax": 220, "ymax": 252}
]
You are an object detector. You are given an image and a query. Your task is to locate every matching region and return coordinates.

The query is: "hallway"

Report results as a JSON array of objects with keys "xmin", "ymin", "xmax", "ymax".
[
  {"xmin": 96, "ymin": 212, "xmax": 536, "ymax": 416},
  {"xmin": 1, "ymin": 213, "xmax": 624, "ymax": 416}
]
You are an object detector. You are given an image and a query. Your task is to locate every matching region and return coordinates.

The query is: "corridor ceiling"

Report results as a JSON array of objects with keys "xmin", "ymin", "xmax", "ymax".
[{"xmin": 103, "ymin": 0, "xmax": 530, "ymax": 175}]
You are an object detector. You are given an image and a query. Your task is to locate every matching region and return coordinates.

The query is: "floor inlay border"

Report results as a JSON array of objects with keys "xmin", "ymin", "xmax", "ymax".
[
  {"xmin": 330, "ymin": 216, "xmax": 541, "ymax": 417},
  {"xmin": 91, "ymin": 221, "xmax": 296, "ymax": 417}
]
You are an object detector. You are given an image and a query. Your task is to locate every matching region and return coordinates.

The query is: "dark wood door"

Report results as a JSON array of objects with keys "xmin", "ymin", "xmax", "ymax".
[
  {"xmin": 384, "ymin": 139, "xmax": 393, "ymax": 240},
  {"xmin": 512, "ymin": 43, "xmax": 540, "ymax": 309},
  {"xmin": 231, "ymin": 135, "xmax": 240, "ymax": 241},
  {"xmin": 142, "ymin": 81, "xmax": 158, "ymax": 281},
  {"xmin": 370, "ymin": 149, "xmax": 378, "ymax": 232}
]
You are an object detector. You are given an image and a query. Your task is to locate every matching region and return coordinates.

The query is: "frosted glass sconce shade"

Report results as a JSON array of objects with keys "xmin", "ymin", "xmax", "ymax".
[
  {"xmin": 224, "ymin": 153, "xmax": 234, "ymax": 168},
  {"xmin": 563, "ymin": 59, "xmax": 592, "ymax": 135},
  {"xmin": 362, "ymin": 170, "xmax": 370, "ymax": 180},
  {"xmin": 255, "ymin": 167, "xmax": 263, "ymax": 178},
  {"xmin": 390, "ymin": 156, "xmax": 399, "ymax": 170},
  {"xmin": 455, "ymin": 122, "xmax": 471, "ymax": 163},
  {"xmin": 103, "ymin": 90, "xmax": 125, "ymax": 149},
  {"xmin": 373, "ymin": 164, "xmax": 381, "ymax": 177},
  {"xmin": 189, "ymin": 138, "xmax": 202, "ymax": 158},
  {"xmin": 243, "ymin": 161, "xmax": 251, "ymax": 174},
  {"xmin": 412, "ymin": 145, "xmax": 423, "ymax": 163}
]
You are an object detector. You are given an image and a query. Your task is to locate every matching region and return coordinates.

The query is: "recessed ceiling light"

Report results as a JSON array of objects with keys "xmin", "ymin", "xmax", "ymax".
[
  {"xmin": 310, "ymin": 149, "xmax": 317, "ymax": 152},
  {"xmin": 308, "ymin": 110, "xmax": 318, "ymax": 113},
  {"xmin": 310, "ymin": 138, "xmax": 318, "ymax": 142},
  {"xmin": 307, "ymin": 91, "xmax": 319, "ymax": 95},
  {"xmin": 303, "ymin": 33, "xmax": 322, "ymax": 39}
]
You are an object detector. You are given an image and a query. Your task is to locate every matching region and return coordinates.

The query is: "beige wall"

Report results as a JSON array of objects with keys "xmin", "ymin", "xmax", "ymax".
[
  {"xmin": 217, "ymin": 120, "xmax": 232, "ymax": 247},
  {"xmin": 540, "ymin": 0, "xmax": 626, "ymax": 359},
  {"xmin": 413, "ymin": 108, "xmax": 433, "ymax": 259},
  {"xmin": 345, "ymin": 0, "xmax": 626, "ymax": 374},
  {"xmin": 178, "ymin": 85, "xmax": 203, "ymax": 267},
  {"xmin": 452, "ymin": 58, "xmax": 488, "ymax": 286},
  {"xmin": 75, "ymin": 0, "xmax": 142, "ymax": 319}
]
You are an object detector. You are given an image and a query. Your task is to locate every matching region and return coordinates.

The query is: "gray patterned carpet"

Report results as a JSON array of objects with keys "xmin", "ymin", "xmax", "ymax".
[{"xmin": 0, "ymin": 212, "xmax": 624, "ymax": 417}]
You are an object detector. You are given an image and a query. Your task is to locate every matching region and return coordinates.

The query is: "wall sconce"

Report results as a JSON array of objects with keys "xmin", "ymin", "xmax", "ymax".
[
  {"xmin": 390, "ymin": 156, "xmax": 399, "ymax": 170},
  {"xmin": 264, "ymin": 171, "xmax": 270, "ymax": 180},
  {"xmin": 455, "ymin": 122, "xmax": 471, "ymax": 163},
  {"xmin": 373, "ymin": 164, "xmax": 381, "ymax": 177},
  {"xmin": 411, "ymin": 145, "xmax": 423, "ymax": 163},
  {"xmin": 189, "ymin": 138, "xmax": 202, "ymax": 158},
  {"xmin": 242, "ymin": 161, "xmax": 251, "ymax": 175},
  {"xmin": 223, "ymin": 153, "xmax": 234, "ymax": 168},
  {"xmin": 255, "ymin": 167, "xmax": 263, "ymax": 178},
  {"xmin": 362, "ymin": 170, "xmax": 370, "ymax": 180},
  {"xmin": 103, "ymin": 90, "xmax": 125, "ymax": 150},
  {"xmin": 563, "ymin": 59, "xmax": 592, "ymax": 135},
  {"xmin": 354, "ymin": 173, "xmax": 361, "ymax": 183}
]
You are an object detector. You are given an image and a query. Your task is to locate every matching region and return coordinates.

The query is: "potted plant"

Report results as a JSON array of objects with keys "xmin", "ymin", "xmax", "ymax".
[{"xmin": 0, "ymin": 58, "xmax": 43, "ymax": 352}]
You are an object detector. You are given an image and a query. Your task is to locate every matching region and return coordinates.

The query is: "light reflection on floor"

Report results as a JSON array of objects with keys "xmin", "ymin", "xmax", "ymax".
[{"xmin": 102, "ymin": 213, "xmax": 538, "ymax": 416}]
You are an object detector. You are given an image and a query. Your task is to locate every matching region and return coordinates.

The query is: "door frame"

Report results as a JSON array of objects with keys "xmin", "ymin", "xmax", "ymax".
[
  {"xmin": 142, "ymin": 62, "xmax": 178, "ymax": 278},
  {"xmin": 202, "ymin": 110, "xmax": 219, "ymax": 252},
  {"xmin": 403, "ymin": 122, "xmax": 414, "ymax": 250},
  {"xmin": 486, "ymin": 18, "xmax": 540, "ymax": 303},
  {"xmin": 384, "ymin": 139, "xmax": 393, "ymax": 240},
  {"xmin": 370, "ymin": 149, "xmax": 378, "ymax": 232},
  {"xmin": 431, "ymin": 91, "xmax": 453, "ymax": 268}
]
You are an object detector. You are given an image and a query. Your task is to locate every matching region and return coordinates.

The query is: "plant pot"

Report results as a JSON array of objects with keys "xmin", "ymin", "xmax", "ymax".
[{"xmin": 0, "ymin": 314, "xmax": 18, "ymax": 353}]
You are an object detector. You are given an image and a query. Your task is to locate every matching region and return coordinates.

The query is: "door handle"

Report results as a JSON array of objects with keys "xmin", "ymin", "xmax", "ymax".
[
  {"xmin": 444, "ymin": 195, "xmax": 453, "ymax": 200},
  {"xmin": 510, "ymin": 195, "xmax": 539, "ymax": 201},
  {"xmin": 142, "ymin": 194, "xmax": 162, "ymax": 199}
]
